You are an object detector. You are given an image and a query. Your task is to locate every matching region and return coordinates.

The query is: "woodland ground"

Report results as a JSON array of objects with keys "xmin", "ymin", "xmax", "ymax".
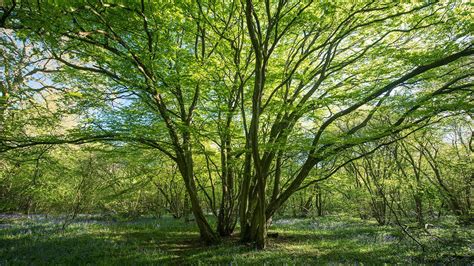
[{"xmin": 0, "ymin": 214, "xmax": 472, "ymax": 265}]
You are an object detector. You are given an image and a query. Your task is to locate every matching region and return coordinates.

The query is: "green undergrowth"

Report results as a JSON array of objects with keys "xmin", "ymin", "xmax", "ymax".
[{"xmin": 0, "ymin": 214, "xmax": 472, "ymax": 265}]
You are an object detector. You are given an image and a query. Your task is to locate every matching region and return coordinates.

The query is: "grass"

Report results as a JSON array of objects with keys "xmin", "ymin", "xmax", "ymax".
[{"xmin": 0, "ymin": 214, "xmax": 472, "ymax": 265}]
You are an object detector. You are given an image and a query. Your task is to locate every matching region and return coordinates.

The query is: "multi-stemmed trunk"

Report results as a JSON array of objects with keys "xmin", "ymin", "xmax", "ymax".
[
  {"xmin": 216, "ymin": 135, "xmax": 237, "ymax": 236},
  {"xmin": 216, "ymin": 98, "xmax": 240, "ymax": 237},
  {"xmin": 238, "ymin": 133, "xmax": 268, "ymax": 248},
  {"xmin": 238, "ymin": 137, "xmax": 269, "ymax": 248}
]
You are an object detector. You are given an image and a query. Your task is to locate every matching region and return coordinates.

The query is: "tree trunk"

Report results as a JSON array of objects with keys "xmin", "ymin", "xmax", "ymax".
[
  {"xmin": 0, "ymin": 83, "xmax": 9, "ymax": 135},
  {"xmin": 315, "ymin": 184, "xmax": 323, "ymax": 217},
  {"xmin": 414, "ymin": 195, "xmax": 423, "ymax": 227},
  {"xmin": 239, "ymin": 151, "xmax": 253, "ymax": 242},
  {"xmin": 178, "ymin": 150, "xmax": 219, "ymax": 244},
  {"xmin": 217, "ymin": 131, "xmax": 237, "ymax": 236}
]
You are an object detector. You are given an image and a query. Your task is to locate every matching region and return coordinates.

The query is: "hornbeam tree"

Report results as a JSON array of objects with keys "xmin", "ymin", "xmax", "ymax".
[
  {"xmin": 1, "ymin": 0, "xmax": 472, "ymax": 248},
  {"xmin": 221, "ymin": 0, "xmax": 472, "ymax": 248},
  {"xmin": 2, "ymin": 0, "xmax": 222, "ymax": 243}
]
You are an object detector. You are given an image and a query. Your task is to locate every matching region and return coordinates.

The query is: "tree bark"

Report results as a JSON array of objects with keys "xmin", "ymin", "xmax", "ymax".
[{"xmin": 177, "ymin": 151, "xmax": 219, "ymax": 244}]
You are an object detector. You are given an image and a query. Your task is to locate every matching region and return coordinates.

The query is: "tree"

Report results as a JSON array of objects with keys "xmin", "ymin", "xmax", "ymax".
[
  {"xmin": 1, "ymin": 0, "xmax": 472, "ymax": 249},
  {"xmin": 235, "ymin": 0, "xmax": 472, "ymax": 248},
  {"xmin": 3, "ymin": 0, "xmax": 221, "ymax": 243}
]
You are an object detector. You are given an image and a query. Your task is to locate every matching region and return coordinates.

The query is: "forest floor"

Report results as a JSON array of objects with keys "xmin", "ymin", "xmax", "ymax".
[{"xmin": 0, "ymin": 214, "xmax": 472, "ymax": 265}]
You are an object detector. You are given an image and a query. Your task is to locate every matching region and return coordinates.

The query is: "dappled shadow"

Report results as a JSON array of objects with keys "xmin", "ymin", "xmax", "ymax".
[
  {"xmin": 0, "ymin": 217, "xmax": 203, "ymax": 264},
  {"xmin": 1, "ymin": 216, "xmax": 472, "ymax": 265}
]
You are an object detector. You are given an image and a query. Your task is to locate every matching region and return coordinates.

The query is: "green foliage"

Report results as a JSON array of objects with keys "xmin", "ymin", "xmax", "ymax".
[{"xmin": 0, "ymin": 0, "xmax": 472, "ymax": 253}]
